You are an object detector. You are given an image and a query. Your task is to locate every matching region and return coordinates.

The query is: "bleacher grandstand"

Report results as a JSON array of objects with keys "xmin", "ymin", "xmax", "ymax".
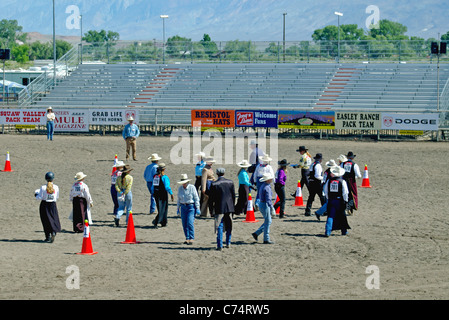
[{"xmin": 27, "ymin": 62, "xmax": 449, "ymax": 128}]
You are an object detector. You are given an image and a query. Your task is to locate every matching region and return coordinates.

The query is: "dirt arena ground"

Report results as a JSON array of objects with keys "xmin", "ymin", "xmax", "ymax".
[{"xmin": 1, "ymin": 133, "xmax": 448, "ymax": 302}]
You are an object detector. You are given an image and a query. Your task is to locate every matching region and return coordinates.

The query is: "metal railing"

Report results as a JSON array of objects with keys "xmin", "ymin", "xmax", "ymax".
[{"xmin": 17, "ymin": 45, "xmax": 80, "ymax": 106}]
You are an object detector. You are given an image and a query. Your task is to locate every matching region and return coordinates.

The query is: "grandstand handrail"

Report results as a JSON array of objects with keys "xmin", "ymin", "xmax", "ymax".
[{"xmin": 17, "ymin": 46, "xmax": 80, "ymax": 106}]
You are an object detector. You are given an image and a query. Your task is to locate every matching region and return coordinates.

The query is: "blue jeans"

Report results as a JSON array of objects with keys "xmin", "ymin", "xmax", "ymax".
[
  {"xmin": 116, "ymin": 191, "xmax": 132, "ymax": 223},
  {"xmin": 46, "ymin": 121, "xmax": 54, "ymax": 140},
  {"xmin": 146, "ymin": 182, "xmax": 156, "ymax": 213},
  {"xmin": 217, "ymin": 215, "xmax": 232, "ymax": 248},
  {"xmin": 254, "ymin": 202, "xmax": 272, "ymax": 242},
  {"xmin": 180, "ymin": 204, "xmax": 195, "ymax": 240},
  {"xmin": 316, "ymin": 201, "xmax": 327, "ymax": 216}
]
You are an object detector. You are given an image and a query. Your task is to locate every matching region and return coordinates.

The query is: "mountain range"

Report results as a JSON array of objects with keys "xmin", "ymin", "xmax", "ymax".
[{"xmin": 1, "ymin": 0, "xmax": 448, "ymax": 42}]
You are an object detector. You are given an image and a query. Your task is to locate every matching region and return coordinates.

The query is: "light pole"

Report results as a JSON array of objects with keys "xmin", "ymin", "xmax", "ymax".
[
  {"xmin": 53, "ymin": 0, "xmax": 56, "ymax": 85},
  {"xmin": 283, "ymin": 13, "xmax": 287, "ymax": 63},
  {"xmin": 79, "ymin": 14, "xmax": 83, "ymax": 64},
  {"xmin": 160, "ymin": 15, "xmax": 169, "ymax": 64},
  {"xmin": 335, "ymin": 11, "xmax": 343, "ymax": 63}
]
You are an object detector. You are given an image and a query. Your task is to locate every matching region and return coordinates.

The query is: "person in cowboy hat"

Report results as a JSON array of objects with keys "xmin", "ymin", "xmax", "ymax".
[
  {"xmin": 292, "ymin": 146, "xmax": 312, "ymax": 196},
  {"xmin": 46, "ymin": 107, "xmax": 55, "ymax": 141},
  {"xmin": 274, "ymin": 159, "xmax": 290, "ymax": 218},
  {"xmin": 111, "ymin": 160, "xmax": 125, "ymax": 217},
  {"xmin": 234, "ymin": 160, "xmax": 253, "ymax": 216},
  {"xmin": 122, "ymin": 116, "xmax": 140, "ymax": 161},
  {"xmin": 151, "ymin": 163, "xmax": 174, "ymax": 228},
  {"xmin": 143, "ymin": 153, "xmax": 162, "ymax": 215},
  {"xmin": 322, "ymin": 166, "xmax": 350, "ymax": 237},
  {"xmin": 252, "ymin": 172, "xmax": 275, "ymax": 244},
  {"xmin": 341, "ymin": 151, "xmax": 362, "ymax": 215},
  {"xmin": 252, "ymin": 154, "xmax": 274, "ymax": 209},
  {"xmin": 248, "ymin": 139, "xmax": 265, "ymax": 173},
  {"xmin": 305, "ymin": 153, "xmax": 326, "ymax": 217},
  {"xmin": 69, "ymin": 172, "xmax": 93, "ymax": 233},
  {"xmin": 315, "ymin": 159, "xmax": 338, "ymax": 220},
  {"xmin": 194, "ymin": 152, "xmax": 206, "ymax": 209},
  {"xmin": 176, "ymin": 174, "xmax": 200, "ymax": 245},
  {"xmin": 35, "ymin": 171, "xmax": 61, "ymax": 243},
  {"xmin": 200, "ymin": 156, "xmax": 216, "ymax": 218},
  {"xmin": 114, "ymin": 165, "xmax": 134, "ymax": 227},
  {"xmin": 209, "ymin": 168, "xmax": 236, "ymax": 250}
]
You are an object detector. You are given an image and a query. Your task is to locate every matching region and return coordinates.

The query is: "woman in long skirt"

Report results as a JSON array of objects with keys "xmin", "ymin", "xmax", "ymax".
[
  {"xmin": 35, "ymin": 172, "xmax": 61, "ymax": 242},
  {"xmin": 70, "ymin": 172, "xmax": 93, "ymax": 233}
]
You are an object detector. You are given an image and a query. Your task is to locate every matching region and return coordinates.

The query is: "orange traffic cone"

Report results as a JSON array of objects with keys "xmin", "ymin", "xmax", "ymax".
[
  {"xmin": 77, "ymin": 220, "xmax": 98, "ymax": 255},
  {"xmin": 111, "ymin": 154, "xmax": 118, "ymax": 175},
  {"xmin": 292, "ymin": 180, "xmax": 304, "ymax": 207},
  {"xmin": 274, "ymin": 195, "xmax": 280, "ymax": 215},
  {"xmin": 1, "ymin": 151, "xmax": 13, "ymax": 172},
  {"xmin": 243, "ymin": 193, "xmax": 259, "ymax": 223},
  {"xmin": 360, "ymin": 165, "xmax": 372, "ymax": 188},
  {"xmin": 121, "ymin": 211, "xmax": 140, "ymax": 244}
]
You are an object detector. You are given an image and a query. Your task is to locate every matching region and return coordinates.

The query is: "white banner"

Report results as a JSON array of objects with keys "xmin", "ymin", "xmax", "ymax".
[
  {"xmin": 381, "ymin": 113, "xmax": 439, "ymax": 131},
  {"xmin": 89, "ymin": 109, "xmax": 139, "ymax": 125},
  {"xmin": 54, "ymin": 109, "xmax": 89, "ymax": 132},
  {"xmin": 0, "ymin": 109, "xmax": 47, "ymax": 125}
]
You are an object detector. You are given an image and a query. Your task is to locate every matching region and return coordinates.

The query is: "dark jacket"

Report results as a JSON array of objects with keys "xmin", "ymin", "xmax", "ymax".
[{"xmin": 209, "ymin": 176, "xmax": 235, "ymax": 215}]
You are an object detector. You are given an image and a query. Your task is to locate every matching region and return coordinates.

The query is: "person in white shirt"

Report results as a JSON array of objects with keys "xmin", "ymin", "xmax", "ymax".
[
  {"xmin": 69, "ymin": 172, "xmax": 93, "ymax": 233},
  {"xmin": 305, "ymin": 153, "xmax": 326, "ymax": 216},
  {"xmin": 341, "ymin": 151, "xmax": 362, "ymax": 214},
  {"xmin": 46, "ymin": 107, "xmax": 55, "ymax": 141},
  {"xmin": 177, "ymin": 174, "xmax": 200, "ymax": 245},
  {"xmin": 252, "ymin": 154, "xmax": 274, "ymax": 209},
  {"xmin": 35, "ymin": 172, "xmax": 61, "ymax": 242}
]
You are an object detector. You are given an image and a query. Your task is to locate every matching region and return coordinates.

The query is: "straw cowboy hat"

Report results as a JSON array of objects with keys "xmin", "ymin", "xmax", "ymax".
[
  {"xmin": 259, "ymin": 172, "xmax": 274, "ymax": 182},
  {"xmin": 113, "ymin": 160, "xmax": 125, "ymax": 168},
  {"xmin": 259, "ymin": 154, "xmax": 272, "ymax": 162},
  {"xmin": 158, "ymin": 162, "xmax": 166, "ymax": 169},
  {"xmin": 74, "ymin": 172, "xmax": 87, "ymax": 181},
  {"xmin": 204, "ymin": 156, "xmax": 216, "ymax": 163},
  {"xmin": 127, "ymin": 116, "xmax": 134, "ymax": 121},
  {"xmin": 195, "ymin": 152, "xmax": 206, "ymax": 158},
  {"xmin": 237, "ymin": 160, "xmax": 251, "ymax": 168},
  {"xmin": 122, "ymin": 165, "xmax": 133, "ymax": 173},
  {"xmin": 337, "ymin": 154, "xmax": 348, "ymax": 163},
  {"xmin": 325, "ymin": 159, "xmax": 338, "ymax": 167},
  {"xmin": 47, "ymin": 106, "xmax": 53, "ymax": 111},
  {"xmin": 148, "ymin": 153, "xmax": 162, "ymax": 161},
  {"xmin": 330, "ymin": 166, "xmax": 345, "ymax": 177},
  {"xmin": 177, "ymin": 174, "xmax": 191, "ymax": 184}
]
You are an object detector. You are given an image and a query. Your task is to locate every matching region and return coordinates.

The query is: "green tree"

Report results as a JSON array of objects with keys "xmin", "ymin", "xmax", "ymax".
[
  {"xmin": 368, "ymin": 19, "xmax": 408, "ymax": 40},
  {"xmin": 82, "ymin": 30, "xmax": 119, "ymax": 46},
  {"xmin": 0, "ymin": 19, "xmax": 27, "ymax": 48},
  {"xmin": 200, "ymin": 34, "xmax": 218, "ymax": 59},
  {"xmin": 11, "ymin": 44, "xmax": 30, "ymax": 63},
  {"xmin": 166, "ymin": 35, "xmax": 192, "ymax": 59}
]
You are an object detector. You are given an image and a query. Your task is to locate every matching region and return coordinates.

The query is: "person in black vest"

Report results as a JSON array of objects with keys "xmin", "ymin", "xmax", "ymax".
[
  {"xmin": 209, "ymin": 168, "xmax": 235, "ymax": 251},
  {"xmin": 151, "ymin": 163, "xmax": 174, "ymax": 228},
  {"xmin": 322, "ymin": 166, "xmax": 350, "ymax": 237},
  {"xmin": 341, "ymin": 151, "xmax": 362, "ymax": 215},
  {"xmin": 305, "ymin": 153, "xmax": 326, "ymax": 216},
  {"xmin": 315, "ymin": 159, "xmax": 337, "ymax": 220}
]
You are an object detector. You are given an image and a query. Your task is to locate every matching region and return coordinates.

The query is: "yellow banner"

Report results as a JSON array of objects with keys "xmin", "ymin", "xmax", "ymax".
[
  {"xmin": 15, "ymin": 124, "xmax": 36, "ymax": 129},
  {"xmin": 399, "ymin": 130, "xmax": 424, "ymax": 136}
]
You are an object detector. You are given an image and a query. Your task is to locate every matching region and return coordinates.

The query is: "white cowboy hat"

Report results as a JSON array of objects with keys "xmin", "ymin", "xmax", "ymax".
[
  {"xmin": 237, "ymin": 160, "xmax": 251, "ymax": 168},
  {"xmin": 330, "ymin": 166, "xmax": 345, "ymax": 177},
  {"xmin": 47, "ymin": 106, "xmax": 53, "ymax": 110},
  {"xmin": 195, "ymin": 152, "xmax": 206, "ymax": 158},
  {"xmin": 113, "ymin": 160, "xmax": 126, "ymax": 168},
  {"xmin": 74, "ymin": 172, "xmax": 87, "ymax": 181},
  {"xmin": 325, "ymin": 159, "xmax": 337, "ymax": 167},
  {"xmin": 127, "ymin": 116, "xmax": 134, "ymax": 121},
  {"xmin": 259, "ymin": 154, "xmax": 272, "ymax": 162},
  {"xmin": 259, "ymin": 172, "xmax": 274, "ymax": 182},
  {"xmin": 204, "ymin": 156, "xmax": 216, "ymax": 163},
  {"xmin": 148, "ymin": 153, "xmax": 162, "ymax": 161},
  {"xmin": 177, "ymin": 173, "xmax": 191, "ymax": 184},
  {"xmin": 337, "ymin": 154, "xmax": 348, "ymax": 163}
]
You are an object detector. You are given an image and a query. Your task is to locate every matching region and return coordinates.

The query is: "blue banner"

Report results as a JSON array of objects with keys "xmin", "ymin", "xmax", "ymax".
[{"xmin": 235, "ymin": 110, "xmax": 278, "ymax": 128}]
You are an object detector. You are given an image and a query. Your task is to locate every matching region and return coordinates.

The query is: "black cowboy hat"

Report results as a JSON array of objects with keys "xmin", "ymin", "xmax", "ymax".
[
  {"xmin": 296, "ymin": 146, "xmax": 308, "ymax": 152},
  {"xmin": 278, "ymin": 159, "xmax": 290, "ymax": 166},
  {"xmin": 314, "ymin": 153, "xmax": 323, "ymax": 160},
  {"xmin": 347, "ymin": 151, "xmax": 356, "ymax": 158}
]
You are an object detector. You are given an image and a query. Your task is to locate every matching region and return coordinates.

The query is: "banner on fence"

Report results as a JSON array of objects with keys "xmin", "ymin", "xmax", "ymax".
[
  {"xmin": 278, "ymin": 111, "xmax": 335, "ymax": 129},
  {"xmin": 89, "ymin": 109, "xmax": 139, "ymax": 125},
  {"xmin": 0, "ymin": 109, "xmax": 47, "ymax": 125},
  {"xmin": 54, "ymin": 109, "xmax": 89, "ymax": 132},
  {"xmin": 191, "ymin": 110, "xmax": 235, "ymax": 128},
  {"xmin": 335, "ymin": 112, "xmax": 381, "ymax": 130},
  {"xmin": 235, "ymin": 110, "xmax": 278, "ymax": 128},
  {"xmin": 381, "ymin": 113, "xmax": 439, "ymax": 131}
]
